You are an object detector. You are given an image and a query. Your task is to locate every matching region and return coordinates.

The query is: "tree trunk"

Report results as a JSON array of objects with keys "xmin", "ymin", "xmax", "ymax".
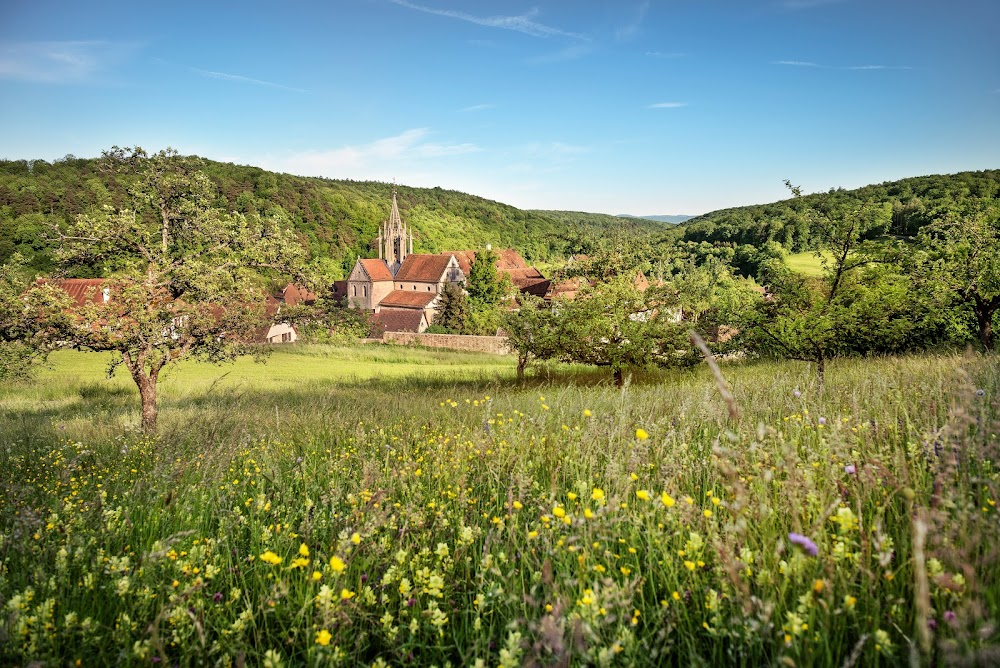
[
  {"xmin": 124, "ymin": 350, "xmax": 159, "ymax": 432},
  {"xmin": 614, "ymin": 368, "xmax": 624, "ymax": 387},
  {"xmin": 137, "ymin": 375, "xmax": 158, "ymax": 432},
  {"xmin": 816, "ymin": 355, "xmax": 825, "ymax": 391},
  {"xmin": 976, "ymin": 306, "xmax": 994, "ymax": 352},
  {"xmin": 517, "ymin": 356, "xmax": 526, "ymax": 381}
]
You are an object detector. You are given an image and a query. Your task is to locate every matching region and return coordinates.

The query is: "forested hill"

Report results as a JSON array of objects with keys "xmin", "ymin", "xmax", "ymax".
[
  {"xmin": 677, "ymin": 170, "xmax": 1000, "ymax": 252},
  {"xmin": 0, "ymin": 155, "xmax": 662, "ymax": 279}
]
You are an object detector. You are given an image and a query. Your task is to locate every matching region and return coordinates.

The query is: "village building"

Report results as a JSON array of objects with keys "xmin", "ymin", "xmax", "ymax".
[
  {"xmin": 344, "ymin": 189, "xmax": 547, "ymax": 333},
  {"xmin": 40, "ymin": 278, "xmax": 309, "ymax": 344}
]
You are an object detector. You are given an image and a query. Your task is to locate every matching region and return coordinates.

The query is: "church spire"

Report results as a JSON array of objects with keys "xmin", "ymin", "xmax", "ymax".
[
  {"xmin": 388, "ymin": 187, "xmax": 403, "ymax": 231},
  {"xmin": 380, "ymin": 185, "xmax": 410, "ymax": 275}
]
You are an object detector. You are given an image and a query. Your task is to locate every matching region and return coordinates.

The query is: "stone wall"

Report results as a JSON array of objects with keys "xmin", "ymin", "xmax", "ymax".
[{"xmin": 382, "ymin": 331, "xmax": 511, "ymax": 355}]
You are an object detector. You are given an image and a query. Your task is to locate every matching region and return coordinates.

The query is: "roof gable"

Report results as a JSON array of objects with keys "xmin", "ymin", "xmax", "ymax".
[{"xmin": 359, "ymin": 259, "xmax": 394, "ymax": 282}]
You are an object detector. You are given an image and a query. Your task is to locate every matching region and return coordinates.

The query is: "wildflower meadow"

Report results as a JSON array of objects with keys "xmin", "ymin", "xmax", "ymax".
[{"xmin": 1, "ymin": 346, "xmax": 998, "ymax": 666}]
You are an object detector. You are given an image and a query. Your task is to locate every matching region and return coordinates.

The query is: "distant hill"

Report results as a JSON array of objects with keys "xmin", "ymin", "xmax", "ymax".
[
  {"xmin": 617, "ymin": 214, "xmax": 694, "ymax": 224},
  {"xmin": 0, "ymin": 156, "xmax": 660, "ymax": 279},
  {"xmin": 675, "ymin": 170, "xmax": 1000, "ymax": 252}
]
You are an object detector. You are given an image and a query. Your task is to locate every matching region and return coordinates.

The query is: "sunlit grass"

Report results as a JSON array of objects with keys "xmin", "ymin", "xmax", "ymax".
[
  {"xmin": 1, "ymin": 347, "xmax": 998, "ymax": 665},
  {"xmin": 784, "ymin": 250, "xmax": 832, "ymax": 277}
]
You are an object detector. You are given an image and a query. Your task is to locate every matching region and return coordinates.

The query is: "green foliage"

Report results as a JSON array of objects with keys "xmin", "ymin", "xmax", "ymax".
[
  {"xmin": 742, "ymin": 200, "xmax": 903, "ymax": 383},
  {"xmin": 435, "ymin": 283, "xmax": 468, "ymax": 334},
  {"xmin": 0, "ymin": 253, "xmax": 73, "ymax": 379},
  {"xmin": 915, "ymin": 200, "xmax": 1000, "ymax": 350},
  {"xmin": 0, "ymin": 155, "xmax": 667, "ymax": 281},
  {"xmin": 679, "ymin": 169, "xmax": 1000, "ymax": 253},
  {"xmin": 29, "ymin": 148, "xmax": 307, "ymax": 430},
  {"xmin": 501, "ymin": 294, "xmax": 560, "ymax": 379}
]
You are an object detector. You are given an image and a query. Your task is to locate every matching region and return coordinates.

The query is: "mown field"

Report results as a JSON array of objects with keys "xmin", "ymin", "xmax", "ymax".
[{"xmin": 1, "ymin": 345, "xmax": 998, "ymax": 666}]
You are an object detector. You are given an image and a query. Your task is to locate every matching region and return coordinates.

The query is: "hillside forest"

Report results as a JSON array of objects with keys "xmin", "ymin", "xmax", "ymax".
[{"xmin": 1, "ymin": 152, "xmax": 998, "ymax": 382}]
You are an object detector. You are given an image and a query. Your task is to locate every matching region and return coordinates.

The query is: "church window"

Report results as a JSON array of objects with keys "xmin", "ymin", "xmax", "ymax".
[
  {"xmin": 353, "ymin": 285, "xmax": 357, "ymax": 297},
  {"xmin": 363, "ymin": 286, "xmax": 368, "ymax": 297}
]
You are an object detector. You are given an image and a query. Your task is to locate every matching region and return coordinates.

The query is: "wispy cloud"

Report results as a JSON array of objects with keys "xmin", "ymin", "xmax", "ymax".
[
  {"xmin": 645, "ymin": 51, "xmax": 686, "ymax": 59},
  {"xmin": 772, "ymin": 60, "xmax": 911, "ymax": 70},
  {"xmin": 0, "ymin": 40, "xmax": 134, "ymax": 83},
  {"xmin": 616, "ymin": 1, "xmax": 650, "ymax": 42},
  {"xmin": 526, "ymin": 44, "xmax": 593, "ymax": 65},
  {"xmin": 772, "ymin": 60, "xmax": 821, "ymax": 67},
  {"xmin": 190, "ymin": 67, "xmax": 307, "ymax": 93},
  {"xmin": 458, "ymin": 103, "xmax": 496, "ymax": 113},
  {"xmin": 647, "ymin": 102, "xmax": 688, "ymax": 109},
  {"xmin": 389, "ymin": 0, "xmax": 588, "ymax": 40},
  {"xmin": 264, "ymin": 129, "xmax": 481, "ymax": 178},
  {"xmin": 845, "ymin": 64, "xmax": 913, "ymax": 71}
]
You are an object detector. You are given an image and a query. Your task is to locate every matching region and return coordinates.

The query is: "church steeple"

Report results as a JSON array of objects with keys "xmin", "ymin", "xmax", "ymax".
[{"xmin": 380, "ymin": 187, "xmax": 410, "ymax": 275}]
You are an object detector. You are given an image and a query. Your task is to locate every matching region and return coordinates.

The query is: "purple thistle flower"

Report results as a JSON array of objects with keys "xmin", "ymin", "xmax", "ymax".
[
  {"xmin": 944, "ymin": 610, "xmax": 956, "ymax": 622},
  {"xmin": 788, "ymin": 532, "xmax": 819, "ymax": 557},
  {"xmin": 213, "ymin": 592, "xmax": 223, "ymax": 603},
  {"xmin": 818, "ymin": 416, "xmax": 826, "ymax": 425},
  {"xmin": 845, "ymin": 464, "xmax": 856, "ymax": 474},
  {"xmin": 793, "ymin": 389, "xmax": 801, "ymax": 398}
]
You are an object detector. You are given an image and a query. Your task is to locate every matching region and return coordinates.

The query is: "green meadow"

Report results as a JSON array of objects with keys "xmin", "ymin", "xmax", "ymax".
[
  {"xmin": 784, "ymin": 251, "xmax": 833, "ymax": 277},
  {"xmin": 1, "ymin": 345, "xmax": 998, "ymax": 666}
]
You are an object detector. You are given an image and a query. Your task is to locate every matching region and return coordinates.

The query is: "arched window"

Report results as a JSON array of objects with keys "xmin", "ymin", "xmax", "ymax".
[
  {"xmin": 353, "ymin": 285, "xmax": 357, "ymax": 297},
  {"xmin": 363, "ymin": 285, "xmax": 368, "ymax": 297}
]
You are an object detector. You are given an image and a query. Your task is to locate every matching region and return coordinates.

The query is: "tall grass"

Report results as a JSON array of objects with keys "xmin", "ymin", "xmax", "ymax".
[{"xmin": 1, "ymin": 347, "xmax": 997, "ymax": 665}]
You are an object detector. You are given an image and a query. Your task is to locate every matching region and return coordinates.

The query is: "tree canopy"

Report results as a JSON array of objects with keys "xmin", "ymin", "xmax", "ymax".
[{"xmin": 26, "ymin": 147, "xmax": 307, "ymax": 430}]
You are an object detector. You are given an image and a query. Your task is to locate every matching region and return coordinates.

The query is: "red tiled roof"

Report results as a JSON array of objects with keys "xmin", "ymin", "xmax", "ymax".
[
  {"xmin": 372, "ymin": 308, "xmax": 426, "ymax": 333},
  {"xmin": 280, "ymin": 283, "xmax": 316, "ymax": 306},
  {"xmin": 394, "ymin": 254, "xmax": 453, "ymax": 283},
  {"xmin": 450, "ymin": 250, "xmax": 476, "ymax": 276},
  {"xmin": 514, "ymin": 277, "xmax": 551, "ymax": 298},
  {"xmin": 41, "ymin": 278, "xmax": 108, "ymax": 307},
  {"xmin": 380, "ymin": 289, "xmax": 438, "ymax": 309},
  {"xmin": 506, "ymin": 267, "xmax": 544, "ymax": 280},
  {"xmin": 360, "ymin": 259, "xmax": 394, "ymax": 282},
  {"xmin": 450, "ymin": 248, "xmax": 534, "ymax": 277}
]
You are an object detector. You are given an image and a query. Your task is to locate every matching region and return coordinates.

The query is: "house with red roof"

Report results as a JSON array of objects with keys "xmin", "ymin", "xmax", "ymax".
[{"xmin": 343, "ymin": 189, "xmax": 548, "ymax": 333}]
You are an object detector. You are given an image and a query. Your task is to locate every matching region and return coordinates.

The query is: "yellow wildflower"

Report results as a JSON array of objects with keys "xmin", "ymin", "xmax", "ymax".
[
  {"xmin": 553, "ymin": 506, "xmax": 566, "ymax": 518},
  {"xmin": 298, "ymin": 543, "xmax": 309, "ymax": 557},
  {"xmin": 329, "ymin": 555, "xmax": 346, "ymax": 574},
  {"xmin": 636, "ymin": 428, "xmax": 649, "ymax": 440},
  {"xmin": 591, "ymin": 488, "xmax": 605, "ymax": 502},
  {"xmin": 260, "ymin": 551, "xmax": 282, "ymax": 566},
  {"xmin": 513, "ymin": 501, "xmax": 523, "ymax": 510},
  {"xmin": 661, "ymin": 492, "xmax": 675, "ymax": 508},
  {"xmin": 315, "ymin": 629, "xmax": 332, "ymax": 646},
  {"xmin": 340, "ymin": 588, "xmax": 355, "ymax": 600},
  {"xmin": 636, "ymin": 490, "xmax": 651, "ymax": 501},
  {"xmin": 350, "ymin": 533, "xmax": 361, "ymax": 545}
]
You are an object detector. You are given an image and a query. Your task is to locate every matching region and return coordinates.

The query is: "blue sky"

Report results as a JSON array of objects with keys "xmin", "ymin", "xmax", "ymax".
[{"xmin": 1, "ymin": 0, "xmax": 997, "ymax": 215}]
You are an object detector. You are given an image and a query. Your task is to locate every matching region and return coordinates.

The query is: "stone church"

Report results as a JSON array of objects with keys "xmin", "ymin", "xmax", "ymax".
[{"xmin": 342, "ymin": 189, "xmax": 547, "ymax": 333}]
